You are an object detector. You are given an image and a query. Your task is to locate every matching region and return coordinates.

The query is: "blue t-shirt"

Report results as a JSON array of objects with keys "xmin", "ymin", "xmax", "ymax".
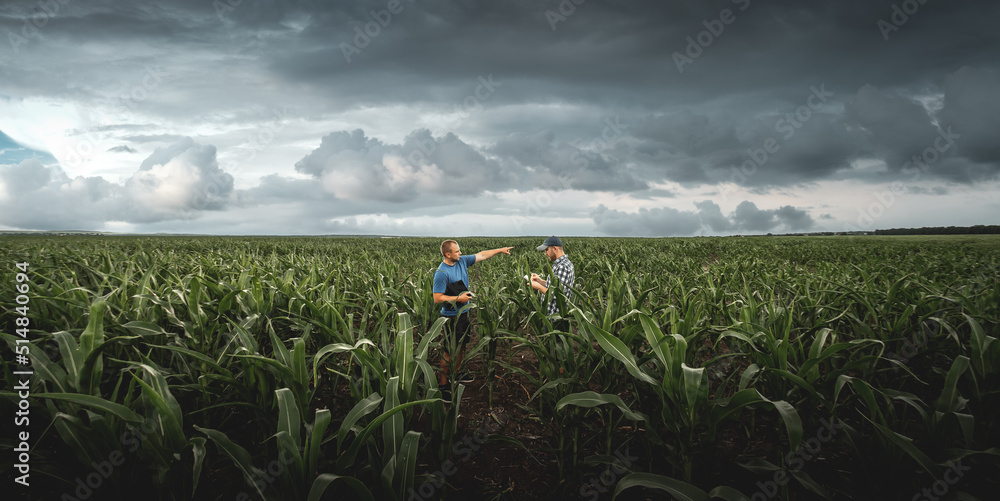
[{"xmin": 433, "ymin": 254, "xmax": 477, "ymax": 316}]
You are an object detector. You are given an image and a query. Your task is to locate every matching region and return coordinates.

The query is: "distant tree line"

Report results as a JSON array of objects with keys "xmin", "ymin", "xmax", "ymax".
[{"xmin": 874, "ymin": 225, "xmax": 1000, "ymax": 235}]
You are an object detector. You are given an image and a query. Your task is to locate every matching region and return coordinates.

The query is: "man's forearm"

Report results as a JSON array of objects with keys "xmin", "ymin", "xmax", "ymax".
[
  {"xmin": 434, "ymin": 292, "xmax": 468, "ymax": 304},
  {"xmin": 475, "ymin": 247, "xmax": 508, "ymax": 261}
]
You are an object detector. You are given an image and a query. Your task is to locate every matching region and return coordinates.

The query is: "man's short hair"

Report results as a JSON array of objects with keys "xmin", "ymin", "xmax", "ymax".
[{"xmin": 441, "ymin": 239, "xmax": 457, "ymax": 256}]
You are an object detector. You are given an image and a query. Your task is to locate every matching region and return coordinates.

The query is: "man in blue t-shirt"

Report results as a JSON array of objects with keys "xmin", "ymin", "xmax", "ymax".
[{"xmin": 433, "ymin": 239, "xmax": 513, "ymax": 396}]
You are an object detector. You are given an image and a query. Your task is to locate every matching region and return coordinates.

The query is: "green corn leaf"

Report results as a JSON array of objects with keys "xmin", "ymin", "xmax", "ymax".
[
  {"xmin": 337, "ymin": 393, "xmax": 384, "ymax": 451},
  {"xmin": 964, "ymin": 313, "xmax": 996, "ymax": 376},
  {"xmin": 54, "ymin": 331, "xmax": 82, "ymax": 390},
  {"xmin": 275, "ymin": 388, "xmax": 301, "ymax": 450},
  {"xmin": 415, "ymin": 316, "xmax": 448, "ymax": 360},
  {"xmin": 936, "ymin": 355, "xmax": 971, "ymax": 414},
  {"xmin": 413, "ymin": 359, "xmax": 439, "ymax": 393},
  {"xmin": 382, "ymin": 377, "xmax": 404, "ymax": 462},
  {"xmin": 711, "ymin": 388, "xmax": 802, "ymax": 451},
  {"xmin": 738, "ymin": 364, "xmax": 759, "ymax": 392},
  {"xmin": 313, "ymin": 342, "xmax": 354, "ymax": 384},
  {"xmin": 228, "ymin": 316, "xmax": 260, "ymax": 354},
  {"xmin": 190, "ymin": 437, "xmax": 207, "ymax": 497},
  {"xmin": 80, "ymin": 336, "xmax": 139, "ymax": 396},
  {"xmin": 52, "ymin": 413, "xmax": 100, "ymax": 467},
  {"xmin": 231, "ymin": 354, "xmax": 296, "ymax": 381},
  {"xmin": 639, "ymin": 312, "xmax": 669, "ymax": 367},
  {"xmin": 682, "ymin": 363, "xmax": 709, "ymax": 410},
  {"xmin": 868, "ymin": 419, "xmax": 940, "ymax": 477},
  {"xmin": 194, "ymin": 425, "xmax": 267, "ymax": 500},
  {"xmin": 307, "ymin": 473, "xmax": 374, "ymax": 501},
  {"xmin": 807, "ymin": 328, "xmax": 832, "ymax": 360},
  {"xmin": 337, "ymin": 398, "xmax": 438, "ymax": 471},
  {"xmin": 575, "ymin": 311, "xmax": 656, "ymax": 385},
  {"xmin": 613, "ymin": 472, "xmax": 712, "ymax": 501},
  {"xmin": 396, "ymin": 313, "xmax": 414, "ymax": 397},
  {"xmin": 78, "ymin": 298, "xmax": 107, "ymax": 358},
  {"xmin": 738, "ymin": 458, "xmax": 829, "ymax": 499},
  {"xmin": 530, "ymin": 377, "xmax": 575, "ymax": 402},
  {"xmin": 269, "ymin": 325, "xmax": 292, "ymax": 366},
  {"xmin": 556, "ymin": 391, "xmax": 647, "ymax": 421},
  {"xmin": 291, "ymin": 338, "xmax": 308, "ymax": 390},
  {"xmin": 33, "ymin": 393, "xmax": 142, "ymax": 422},
  {"xmin": 707, "ymin": 485, "xmax": 750, "ymax": 501},
  {"xmin": 765, "ymin": 368, "xmax": 822, "ymax": 402},
  {"xmin": 396, "ymin": 431, "xmax": 422, "ymax": 495},
  {"xmin": 150, "ymin": 344, "xmax": 230, "ymax": 374},
  {"xmin": 123, "ymin": 321, "xmax": 168, "ymax": 337},
  {"xmin": 132, "ymin": 365, "xmax": 186, "ymax": 450},
  {"xmin": 307, "ymin": 409, "xmax": 331, "ymax": 479},
  {"xmin": 275, "ymin": 430, "xmax": 303, "ymax": 484}
]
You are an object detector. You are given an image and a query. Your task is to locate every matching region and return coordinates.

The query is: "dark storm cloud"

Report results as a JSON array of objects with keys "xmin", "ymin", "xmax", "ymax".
[
  {"xmin": 591, "ymin": 204, "xmax": 704, "ymax": 237},
  {"xmin": 631, "ymin": 103, "xmax": 859, "ymax": 187},
  {"xmin": 293, "ymin": 128, "xmax": 520, "ymax": 202},
  {"xmin": 694, "ymin": 200, "xmax": 733, "ymax": 233},
  {"xmin": 731, "ymin": 201, "xmax": 813, "ymax": 232},
  {"xmin": 843, "ymin": 85, "xmax": 940, "ymax": 169},
  {"xmin": 2, "ymin": 0, "xmax": 999, "ymax": 234},
  {"xmin": 939, "ymin": 67, "xmax": 1000, "ymax": 172},
  {"xmin": 590, "ymin": 199, "xmax": 814, "ymax": 236},
  {"xmin": 490, "ymin": 130, "xmax": 645, "ymax": 192}
]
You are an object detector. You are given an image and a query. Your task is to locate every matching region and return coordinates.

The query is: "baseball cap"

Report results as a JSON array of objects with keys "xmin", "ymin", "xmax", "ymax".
[{"xmin": 536, "ymin": 236, "xmax": 563, "ymax": 251}]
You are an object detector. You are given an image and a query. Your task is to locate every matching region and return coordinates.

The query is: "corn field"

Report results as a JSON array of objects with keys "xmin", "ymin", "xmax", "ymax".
[{"xmin": 2, "ymin": 235, "xmax": 999, "ymax": 500}]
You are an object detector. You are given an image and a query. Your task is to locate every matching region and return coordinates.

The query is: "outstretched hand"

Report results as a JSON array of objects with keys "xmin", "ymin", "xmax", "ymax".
[{"xmin": 498, "ymin": 247, "xmax": 513, "ymax": 255}]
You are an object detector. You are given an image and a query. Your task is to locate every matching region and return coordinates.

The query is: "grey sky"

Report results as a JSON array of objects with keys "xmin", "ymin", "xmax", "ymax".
[{"xmin": 1, "ymin": 0, "xmax": 998, "ymax": 235}]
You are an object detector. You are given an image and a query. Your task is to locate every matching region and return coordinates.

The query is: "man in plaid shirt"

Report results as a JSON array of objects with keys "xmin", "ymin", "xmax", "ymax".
[{"xmin": 530, "ymin": 236, "xmax": 575, "ymax": 316}]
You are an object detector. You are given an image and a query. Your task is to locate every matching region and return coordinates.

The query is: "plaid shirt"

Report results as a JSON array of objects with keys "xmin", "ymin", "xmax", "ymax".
[{"xmin": 545, "ymin": 254, "xmax": 575, "ymax": 315}]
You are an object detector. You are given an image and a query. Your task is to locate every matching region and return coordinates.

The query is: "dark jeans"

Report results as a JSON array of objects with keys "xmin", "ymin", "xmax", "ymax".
[{"xmin": 443, "ymin": 312, "xmax": 471, "ymax": 353}]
